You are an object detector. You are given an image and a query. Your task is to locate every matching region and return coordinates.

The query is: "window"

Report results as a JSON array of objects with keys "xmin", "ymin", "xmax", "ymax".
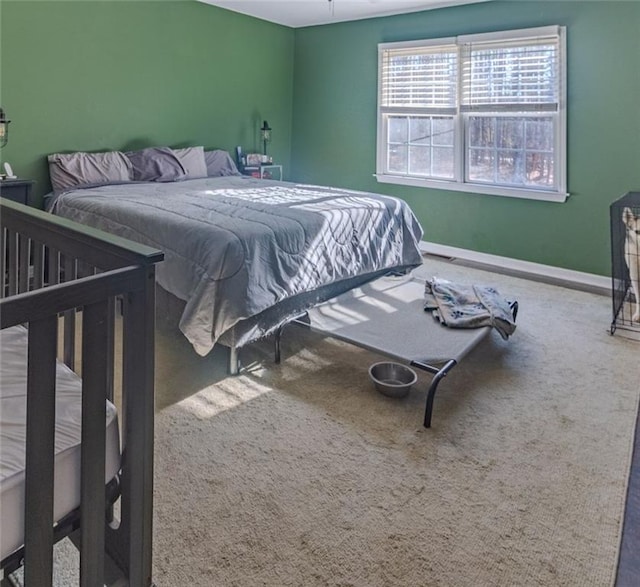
[{"xmin": 377, "ymin": 26, "xmax": 567, "ymax": 202}]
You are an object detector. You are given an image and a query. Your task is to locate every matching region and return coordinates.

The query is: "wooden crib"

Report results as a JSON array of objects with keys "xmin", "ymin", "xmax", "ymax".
[{"xmin": 0, "ymin": 199, "xmax": 163, "ymax": 586}]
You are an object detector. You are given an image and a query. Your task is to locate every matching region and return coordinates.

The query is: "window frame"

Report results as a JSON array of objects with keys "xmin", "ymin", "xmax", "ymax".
[{"xmin": 375, "ymin": 26, "xmax": 568, "ymax": 203}]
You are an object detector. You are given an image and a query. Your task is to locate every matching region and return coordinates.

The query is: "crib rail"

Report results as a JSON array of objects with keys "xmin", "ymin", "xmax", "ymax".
[{"xmin": 0, "ymin": 199, "xmax": 163, "ymax": 587}]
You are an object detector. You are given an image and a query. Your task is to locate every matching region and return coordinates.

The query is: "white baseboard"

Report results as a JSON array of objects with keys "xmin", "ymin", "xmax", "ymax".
[{"xmin": 420, "ymin": 241, "xmax": 610, "ymax": 294}]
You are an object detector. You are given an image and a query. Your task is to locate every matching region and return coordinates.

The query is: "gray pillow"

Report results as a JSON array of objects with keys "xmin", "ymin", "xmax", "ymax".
[
  {"xmin": 204, "ymin": 150, "xmax": 241, "ymax": 177},
  {"xmin": 48, "ymin": 151, "xmax": 133, "ymax": 194},
  {"xmin": 172, "ymin": 146, "xmax": 208, "ymax": 179},
  {"xmin": 126, "ymin": 147, "xmax": 186, "ymax": 182}
]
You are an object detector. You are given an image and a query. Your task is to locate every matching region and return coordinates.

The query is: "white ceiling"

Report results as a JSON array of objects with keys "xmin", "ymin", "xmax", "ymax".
[{"xmin": 198, "ymin": 0, "xmax": 491, "ymax": 28}]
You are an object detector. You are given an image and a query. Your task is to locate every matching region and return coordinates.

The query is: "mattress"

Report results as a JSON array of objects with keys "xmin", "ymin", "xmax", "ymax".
[
  {"xmin": 0, "ymin": 325, "xmax": 121, "ymax": 561},
  {"xmin": 50, "ymin": 176, "xmax": 424, "ymax": 355}
]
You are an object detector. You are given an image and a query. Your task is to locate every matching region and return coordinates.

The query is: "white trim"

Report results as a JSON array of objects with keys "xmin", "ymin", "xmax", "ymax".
[
  {"xmin": 379, "ymin": 37, "xmax": 457, "ymax": 51},
  {"xmin": 376, "ymin": 26, "xmax": 567, "ymax": 199},
  {"xmin": 378, "ymin": 27, "xmax": 560, "ymax": 50},
  {"xmin": 376, "ymin": 52, "xmax": 385, "ymax": 176},
  {"xmin": 457, "ymin": 25, "xmax": 561, "ymax": 44},
  {"xmin": 557, "ymin": 25, "xmax": 568, "ymax": 195},
  {"xmin": 420, "ymin": 240, "xmax": 610, "ymax": 293},
  {"xmin": 375, "ymin": 173, "xmax": 569, "ymax": 202}
]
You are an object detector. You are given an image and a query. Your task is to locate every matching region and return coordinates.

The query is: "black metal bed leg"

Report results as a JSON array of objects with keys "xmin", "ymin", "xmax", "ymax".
[
  {"xmin": 422, "ymin": 360, "xmax": 457, "ymax": 428},
  {"xmin": 273, "ymin": 313, "xmax": 311, "ymax": 366},
  {"xmin": 228, "ymin": 346, "xmax": 240, "ymax": 375},
  {"xmin": 274, "ymin": 325, "xmax": 283, "ymax": 364}
]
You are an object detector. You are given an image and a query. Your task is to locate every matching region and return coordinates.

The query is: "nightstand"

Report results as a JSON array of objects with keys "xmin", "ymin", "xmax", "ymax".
[
  {"xmin": 0, "ymin": 179, "xmax": 35, "ymax": 206},
  {"xmin": 244, "ymin": 164, "xmax": 283, "ymax": 181}
]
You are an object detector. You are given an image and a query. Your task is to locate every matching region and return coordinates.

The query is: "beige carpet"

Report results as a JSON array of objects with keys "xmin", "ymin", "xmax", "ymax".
[{"xmin": 42, "ymin": 257, "xmax": 640, "ymax": 586}]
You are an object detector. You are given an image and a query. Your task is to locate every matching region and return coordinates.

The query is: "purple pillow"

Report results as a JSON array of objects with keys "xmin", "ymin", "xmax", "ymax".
[
  {"xmin": 204, "ymin": 150, "xmax": 241, "ymax": 177},
  {"xmin": 126, "ymin": 147, "xmax": 186, "ymax": 182},
  {"xmin": 172, "ymin": 146, "xmax": 208, "ymax": 179},
  {"xmin": 48, "ymin": 151, "xmax": 133, "ymax": 194}
]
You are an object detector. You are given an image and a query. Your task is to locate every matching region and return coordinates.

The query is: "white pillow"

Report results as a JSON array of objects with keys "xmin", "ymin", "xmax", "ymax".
[{"xmin": 172, "ymin": 146, "xmax": 208, "ymax": 179}]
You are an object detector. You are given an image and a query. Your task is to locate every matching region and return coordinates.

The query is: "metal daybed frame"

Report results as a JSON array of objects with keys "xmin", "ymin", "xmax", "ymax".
[
  {"xmin": 274, "ymin": 276, "xmax": 517, "ymax": 428},
  {"xmin": 0, "ymin": 199, "xmax": 163, "ymax": 586}
]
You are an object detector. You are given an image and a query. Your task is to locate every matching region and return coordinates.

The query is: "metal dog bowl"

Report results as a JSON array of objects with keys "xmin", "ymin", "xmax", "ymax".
[{"xmin": 369, "ymin": 362, "xmax": 417, "ymax": 398}]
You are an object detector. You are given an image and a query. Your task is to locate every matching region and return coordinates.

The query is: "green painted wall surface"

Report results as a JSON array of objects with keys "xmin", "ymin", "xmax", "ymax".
[
  {"xmin": 0, "ymin": 0, "xmax": 294, "ymax": 206},
  {"xmin": 292, "ymin": 1, "xmax": 640, "ymax": 276},
  {"xmin": 2, "ymin": 1, "xmax": 638, "ymax": 276}
]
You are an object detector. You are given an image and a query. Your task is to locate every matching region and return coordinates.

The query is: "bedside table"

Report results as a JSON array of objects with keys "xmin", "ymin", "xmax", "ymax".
[
  {"xmin": 244, "ymin": 164, "xmax": 283, "ymax": 181},
  {"xmin": 0, "ymin": 179, "xmax": 35, "ymax": 206}
]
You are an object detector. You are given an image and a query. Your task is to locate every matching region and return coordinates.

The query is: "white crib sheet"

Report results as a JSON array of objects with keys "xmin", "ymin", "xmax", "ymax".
[{"xmin": 0, "ymin": 325, "xmax": 121, "ymax": 561}]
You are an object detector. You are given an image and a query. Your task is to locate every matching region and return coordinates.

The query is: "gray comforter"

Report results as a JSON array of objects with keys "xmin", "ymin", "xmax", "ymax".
[{"xmin": 51, "ymin": 176, "xmax": 423, "ymax": 355}]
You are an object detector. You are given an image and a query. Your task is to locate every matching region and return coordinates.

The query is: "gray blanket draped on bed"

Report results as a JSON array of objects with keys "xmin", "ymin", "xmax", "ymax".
[
  {"xmin": 424, "ymin": 277, "xmax": 517, "ymax": 340},
  {"xmin": 51, "ymin": 176, "xmax": 423, "ymax": 355}
]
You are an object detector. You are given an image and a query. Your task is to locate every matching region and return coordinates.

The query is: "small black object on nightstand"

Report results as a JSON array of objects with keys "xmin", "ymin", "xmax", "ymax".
[{"xmin": 0, "ymin": 179, "xmax": 35, "ymax": 206}]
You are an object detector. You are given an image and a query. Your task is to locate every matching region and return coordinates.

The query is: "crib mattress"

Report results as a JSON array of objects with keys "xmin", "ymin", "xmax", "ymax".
[{"xmin": 0, "ymin": 325, "xmax": 121, "ymax": 561}]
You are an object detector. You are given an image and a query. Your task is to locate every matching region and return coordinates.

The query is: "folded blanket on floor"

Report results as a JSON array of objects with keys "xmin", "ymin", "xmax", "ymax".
[{"xmin": 424, "ymin": 277, "xmax": 517, "ymax": 340}]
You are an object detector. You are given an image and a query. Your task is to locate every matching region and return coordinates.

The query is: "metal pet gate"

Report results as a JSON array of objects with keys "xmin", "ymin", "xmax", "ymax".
[{"xmin": 610, "ymin": 191, "xmax": 640, "ymax": 336}]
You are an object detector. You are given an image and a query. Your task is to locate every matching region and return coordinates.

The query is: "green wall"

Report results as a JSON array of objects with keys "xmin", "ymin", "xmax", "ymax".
[
  {"xmin": 0, "ymin": 0, "xmax": 294, "ymax": 206},
  {"xmin": 2, "ymin": 1, "xmax": 638, "ymax": 275},
  {"xmin": 291, "ymin": 1, "xmax": 640, "ymax": 276}
]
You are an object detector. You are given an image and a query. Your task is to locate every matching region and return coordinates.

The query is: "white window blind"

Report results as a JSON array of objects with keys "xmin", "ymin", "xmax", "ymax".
[
  {"xmin": 379, "ymin": 44, "xmax": 458, "ymax": 114},
  {"xmin": 460, "ymin": 35, "xmax": 560, "ymax": 112}
]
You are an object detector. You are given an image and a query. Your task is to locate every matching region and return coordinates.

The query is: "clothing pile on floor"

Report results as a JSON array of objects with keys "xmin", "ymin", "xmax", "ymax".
[{"xmin": 424, "ymin": 277, "xmax": 517, "ymax": 340}]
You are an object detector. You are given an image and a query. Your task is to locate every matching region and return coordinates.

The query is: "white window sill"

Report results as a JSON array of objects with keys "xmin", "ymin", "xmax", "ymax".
[{"xmin": 374, "ymin": 174, "xmax": 569, "ymax": 203}]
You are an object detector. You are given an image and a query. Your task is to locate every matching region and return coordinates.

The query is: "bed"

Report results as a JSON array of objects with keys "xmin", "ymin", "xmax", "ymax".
[
  {"xmin": 48, "ymin": 162, "xmax": 424, "ymax": 371},
  {"xmin": 0, "ymin": 198, "xmax": 163, "ymax": 586}
]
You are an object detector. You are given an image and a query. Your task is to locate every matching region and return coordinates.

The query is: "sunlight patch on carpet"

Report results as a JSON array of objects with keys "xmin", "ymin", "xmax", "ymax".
[{"xmin": 178, "ymin": 375, "xmax": 273, "ymax": 419}]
